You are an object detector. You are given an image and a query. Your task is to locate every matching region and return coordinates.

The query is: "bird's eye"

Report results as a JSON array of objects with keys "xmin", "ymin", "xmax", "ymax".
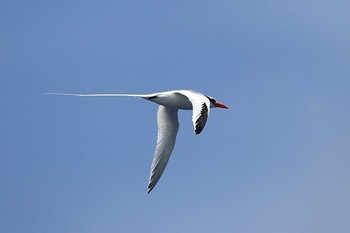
[{"xmin": 205, "ymin": 95, "xmax": 216, "ymax": 104}]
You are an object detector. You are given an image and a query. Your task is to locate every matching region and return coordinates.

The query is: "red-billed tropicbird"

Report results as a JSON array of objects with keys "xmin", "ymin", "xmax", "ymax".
[{"xmin": 47, "ymin": 90, "xmax": 228, "ymax": 193}]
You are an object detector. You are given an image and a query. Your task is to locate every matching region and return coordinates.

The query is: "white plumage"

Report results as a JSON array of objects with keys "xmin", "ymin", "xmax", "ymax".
[{"xmin": 46, "ymin": 90, "xmax": 228, "ymax": 193}]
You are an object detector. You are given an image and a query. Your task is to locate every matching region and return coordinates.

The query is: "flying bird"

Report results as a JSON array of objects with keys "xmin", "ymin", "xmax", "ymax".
[{"xmin": 47, "ymin": 90, "xmax": 228, "ymax": 192}]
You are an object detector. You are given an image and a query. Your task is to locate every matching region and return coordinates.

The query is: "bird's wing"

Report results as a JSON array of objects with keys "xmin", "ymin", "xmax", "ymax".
[
  {"xmin": 148, "ymin": 106, "xmax": 179, "ymax": 193},
  {"xmin": 177, "ymin": 90, "xmax": 211, "ymax": 134}
]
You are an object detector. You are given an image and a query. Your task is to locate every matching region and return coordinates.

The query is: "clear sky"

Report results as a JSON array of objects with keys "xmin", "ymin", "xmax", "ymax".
[{"xmin": 1, "ymin": 0, "xmax": 349, "ymax": 232}]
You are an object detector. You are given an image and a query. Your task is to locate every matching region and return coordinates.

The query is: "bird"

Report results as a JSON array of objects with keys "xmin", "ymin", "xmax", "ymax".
[{"xmin": 46, "ymin": 90, "xmax": 228, "ymax": 193}]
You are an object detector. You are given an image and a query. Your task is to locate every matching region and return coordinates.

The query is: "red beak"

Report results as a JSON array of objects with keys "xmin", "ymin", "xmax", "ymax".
[{"xmin": 214, "ymin": 102, "xmax": 229, "ymax": 109}]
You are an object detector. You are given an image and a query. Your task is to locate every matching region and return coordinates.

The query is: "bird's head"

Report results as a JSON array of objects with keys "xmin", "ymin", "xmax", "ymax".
[{"xmin": 206, "ymin": 96, "xmax": 229, "ymax": 109}]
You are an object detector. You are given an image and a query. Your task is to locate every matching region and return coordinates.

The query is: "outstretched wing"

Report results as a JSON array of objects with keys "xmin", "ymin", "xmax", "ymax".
[
  {"xmin": 148, "ymin": 106, "xmax": 179, "ymax": 193},
  {"xmin": 176, "ymin": 90, "xmax": 211, "ymax": 134}
]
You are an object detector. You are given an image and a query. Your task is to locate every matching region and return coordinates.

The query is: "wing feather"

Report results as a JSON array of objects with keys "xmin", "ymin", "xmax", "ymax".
[
  {"xmin": 176, "ymin": 90, "xmax": 211, "ymax": 134},
  {"xmin": 148, "ymin": 106, "xmax": 179, "ymax": 193},
  {"xmin": 194, "ymin": 103, "xmax": 208, "ymax": 134}
]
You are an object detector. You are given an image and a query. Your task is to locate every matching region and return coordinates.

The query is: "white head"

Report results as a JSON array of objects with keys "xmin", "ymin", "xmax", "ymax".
[{"xmin": 206, "ymin": 95, "xmax": 229, "ymax": 109}]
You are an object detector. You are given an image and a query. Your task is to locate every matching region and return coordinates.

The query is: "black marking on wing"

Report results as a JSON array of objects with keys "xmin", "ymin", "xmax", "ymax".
[{"xmin": 195, "ymin": 103, "xmax": 208, "ymax": 134}]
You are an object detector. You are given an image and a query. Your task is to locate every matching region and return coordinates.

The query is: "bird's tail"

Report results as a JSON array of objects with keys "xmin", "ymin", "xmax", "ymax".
[{"xmin": 44, "ymin": 93, "xmax": 154, "ymax": 99}]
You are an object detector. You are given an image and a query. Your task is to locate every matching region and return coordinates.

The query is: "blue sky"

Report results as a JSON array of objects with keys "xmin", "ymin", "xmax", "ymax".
[{"xmin": 1, "ymin": 0, "xmax": 350, "ymax": 232}]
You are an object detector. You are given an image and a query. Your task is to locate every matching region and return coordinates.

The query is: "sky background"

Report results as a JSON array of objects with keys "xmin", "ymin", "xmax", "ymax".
[{"xmin": 1, "ymin": 0, "xmax": 350, "ymax": 232}]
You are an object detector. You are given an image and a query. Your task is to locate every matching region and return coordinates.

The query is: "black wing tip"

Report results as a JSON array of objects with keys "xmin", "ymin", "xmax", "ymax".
[
  {"xmin": 147, "ymin": 186, "xmax": 154, "ymax": 193},
  {"xmin": 194, "ymin": 103, "xmax": 208, "ymax": 135},
  {"xmin": 195, "ymin": 128, "xmax": 203, "ymax": 134}
]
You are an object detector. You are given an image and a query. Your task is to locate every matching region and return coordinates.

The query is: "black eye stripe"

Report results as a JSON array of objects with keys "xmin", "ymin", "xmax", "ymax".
[{"xmin": 205, "ymin": 95, "xmax": 216, "ymax": 104}]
